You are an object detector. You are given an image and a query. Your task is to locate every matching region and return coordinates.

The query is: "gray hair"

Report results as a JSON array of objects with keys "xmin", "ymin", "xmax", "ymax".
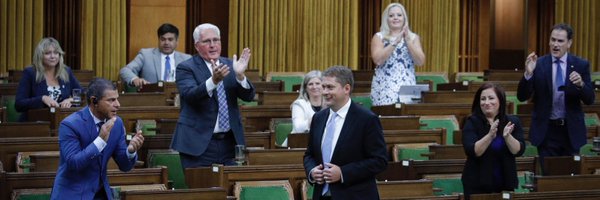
[
  {"xmin": 298, "ymin": 70, "xmax": 322, "ymax": 101},
  {"xmin": 193, "ymin": 23, "xmax": 220, "ymax": 43},
  {"xmin": 323, "ymin": 65, "xmax": 354, "ymax": 94}
]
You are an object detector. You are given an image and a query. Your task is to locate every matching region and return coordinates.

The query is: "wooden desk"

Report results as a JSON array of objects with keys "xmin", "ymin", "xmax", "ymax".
[
  {"xmin": 0, "ymin": 167, "xmax": 168, "ymax": 200},
  {"xmin": 27, "ymin": 106, "xmax": 180, "ymax": 132},
  {"xmin": 120, "ymin": 188, "xmax": 228, "ymax": 200},
  {"xmin": 245, "ymin": 148, "xmax": 305, "ymax": 165},
  {"xmin": 185, "ymin": 164, "xmax": 306, "ymax": 199},
  {"xmin": 0, "ymin": 122, "xmax": 52, "ymax": 137},
  {"xmin": 241, "ymin": 105, "xmax": 291, "ymax": 132}
]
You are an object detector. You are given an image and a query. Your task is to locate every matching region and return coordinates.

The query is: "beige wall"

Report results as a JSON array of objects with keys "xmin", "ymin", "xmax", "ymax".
[
  {"xmin": 493, "ymin": 0, "xmax": 525, "ymax": 50},
  {"xmin": 129, "ymin": 0, "xmax": 187, "ymax": 61}
]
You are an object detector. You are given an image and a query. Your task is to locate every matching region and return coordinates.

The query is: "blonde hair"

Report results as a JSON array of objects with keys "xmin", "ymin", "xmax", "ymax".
[
  {"xmin": 32, "ymin": 37, "xmax": 69, "ymax": 83},
  {"xmin": 379, "ymin": 3, "xmax": 416, "ymax": 41}
]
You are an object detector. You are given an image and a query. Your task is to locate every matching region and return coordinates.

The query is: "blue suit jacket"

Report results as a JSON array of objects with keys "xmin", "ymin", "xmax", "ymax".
[
  {"xmin": 170, "ymin": 55, "xmax": 255, "ymax": 156},
  {"xmin": 51, "ymin": 107, "xmax": 137, "ymax": 200},
  {"xmin": 15, "ymin": 66, "xmax": 82, "ymax": 121},
  {"xmin": 303, "ymin": 102, "xmax": 388, "ymax": 200},
  {"xmin": 517, "ymin": 54, "xmax": 595, "ymax": 150},
  {"xmin": 119, "ymin": 48, "xmax": 192, "ymax": 85}
]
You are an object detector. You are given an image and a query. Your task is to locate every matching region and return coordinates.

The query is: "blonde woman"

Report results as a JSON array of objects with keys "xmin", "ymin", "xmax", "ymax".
[
  {"xmin": 370, "ymin": 3, "xmax": 425, "ymax": 106},
  {"xmin": 15, "ymin": 37, "xmax": 82, "ymax": 121}
]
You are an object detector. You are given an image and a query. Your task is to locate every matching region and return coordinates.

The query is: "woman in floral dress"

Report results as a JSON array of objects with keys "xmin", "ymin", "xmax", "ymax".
[{"xmin": 370, "ymin": 3, "xmax": 425, "ymax": 106}]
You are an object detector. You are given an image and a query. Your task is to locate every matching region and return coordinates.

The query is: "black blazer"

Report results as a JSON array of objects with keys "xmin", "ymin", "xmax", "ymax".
[
  {"xmin": 461, "ymin": 115, "xmax": 526, "ymax": 197},
  {"xmin": 303, "ymin": 101, "xmax": 388, "ymax": 200}
]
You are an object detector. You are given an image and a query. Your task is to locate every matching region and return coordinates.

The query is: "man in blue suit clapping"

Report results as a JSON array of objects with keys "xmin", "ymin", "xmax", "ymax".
[{"xmin": 51, "ymin": 78, "xmax": 145, "ymax": 200}]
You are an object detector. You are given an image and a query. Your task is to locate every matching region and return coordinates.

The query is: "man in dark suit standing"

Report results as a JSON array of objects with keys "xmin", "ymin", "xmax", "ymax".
[
  {"xmin": 170, "ymin": 23, "xmax": 254, "ymax": 168},
  {"xmin": 51, "ymin": 78, "xmax": 145, "ymax": 199},
  {"xmin": 304, "ymin": 66, "xmax": 388, "ymax": 200},
  {"xmin": 517, "ymin": 23, "xmax": 595, "ymax": 173}
]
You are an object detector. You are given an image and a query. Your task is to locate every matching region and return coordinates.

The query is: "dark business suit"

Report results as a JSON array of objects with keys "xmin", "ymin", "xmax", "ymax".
[
  {"xmin": 15, "ymin": 66, "xmax": 82, "ymax": 121},
  {"xmin": 120, "ymin": 48, "xmax": 191, "ymax": 84},
  {"xmin": 51, "ymin": 107, "xmax": 137, "ymax": 200},
  {"xmin": 303, "ymin": 101, "xmax": 388, "ymax": 200},
  {"xmin": 461, "ymin": 115, "xmax": 525, "ymax": 198},
  {"xmin": 170, "ymin": 55, "xmax": 255, "ymax": 164},
  {"xmin": 517, "ymin": 54, "xmax": 594, "ymax": 153}
]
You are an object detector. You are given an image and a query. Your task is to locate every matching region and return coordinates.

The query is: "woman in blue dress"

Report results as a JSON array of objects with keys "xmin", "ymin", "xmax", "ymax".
[{"xmin": 370, "ymin": 3, "xmax": 425, "ymax": 106}]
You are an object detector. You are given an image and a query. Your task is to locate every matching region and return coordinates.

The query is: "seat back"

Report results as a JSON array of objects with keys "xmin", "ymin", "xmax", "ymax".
[
  {"xmin": 270, "ymin": 118, "xmax": 293, "ymax": 147},
  {"xmin": 393, "ymin": 143, "xmax": 435, "ymax": 161},
  {"xmin": 2, "ymin": 95, "xmax": 20, "ymax": 122},
  {"xmin": 420, "ymin": 115, "xmax": 458, "ymax": 144},
  {"xmin": 423, "ymin": 174, "xmax": 463, "ymax": 196},
  {"xmin": 147, "ymin": 149, "xmax": 186, "ymax": 189},
  {"xmin": 266, "ymin": 72, "xmax": 305, "ymax": 92},
  {"xmin": 301, "ymin": 179, "xmax": 314, "ymax": 200},
  {"xmin": 234, "ymin": 180, "xmax": 294, "ymax": 200}
]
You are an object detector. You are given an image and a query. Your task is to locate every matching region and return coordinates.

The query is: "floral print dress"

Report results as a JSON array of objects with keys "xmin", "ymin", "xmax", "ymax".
[{"xmin": 370, "ymin": 32, "xmax": 415, "ymax": 106}]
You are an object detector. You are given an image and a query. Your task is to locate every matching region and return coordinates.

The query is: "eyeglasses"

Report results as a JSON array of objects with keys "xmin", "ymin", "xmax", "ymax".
[{"xmin": 200, "ymin": 38, "xmax": 221, "ymax": 45}]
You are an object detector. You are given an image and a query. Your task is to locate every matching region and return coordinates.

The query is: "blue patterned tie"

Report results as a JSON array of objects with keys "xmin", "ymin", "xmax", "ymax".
[
  {"xmin": 164, "ymin": 55, "xmax": 171, "ymax": 81},
  {"xmin": 217, "ymin": 82, "xmax": 230, "ymax": 130},
  {"xmin": 96, "ymin": 121, "xmax": 105, "ymax": 134},
  {"xmin": 555, "ymin": 59, "xmax": 564, "ymax": 90},
  {"xmin": 321, "ymin": 112, "xmax": 337, "ymax": 195}
]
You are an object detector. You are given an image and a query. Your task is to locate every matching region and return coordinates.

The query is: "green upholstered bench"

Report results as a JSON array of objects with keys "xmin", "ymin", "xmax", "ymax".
[
  {"xmin": 420, "ymin": 115, "xmax": 459, "ymax": 144},
  {"xmin": 271, "ymin": 119, "xmax": 293, "ymax": 147},
  {"xmin": 455, "ymin": 72, "xmax": 484, "ymax": 83},
  {"xmin": 2, "ymin": 95, "xmax": 21, "ymax": 122},
  {"xmin": 351, "ymin": 95, "xmax": 372, "ymax": 110},
  {"xmin": 147, "ymin": 149, "xmax": 186, "ymax": 189},
  {"xmin": 393, "ymin": 143, "xmax": 434, "ymax": 161},
  {"xmin": 521, "ymin": 144, "xmax": 538, "ymax": 157},
  {"xmin": 423, "ymin": 174, "xmax": 463, "ymax": 196},
  {"xmin": 416, "ymin": 72, "xmax": 449, "ymax": 92},
  {"xmin": 234, "ymin": 180, "xmax": 294, "ymax": 200},
  {"xmin": 267, "ymin": 72, "xmax": 305, "ymax": 92}
]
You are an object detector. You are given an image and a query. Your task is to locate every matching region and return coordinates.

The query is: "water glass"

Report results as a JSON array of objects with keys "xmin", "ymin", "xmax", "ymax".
[
  {"xmin": 72, "ymin": 88, "xmax": 81, "ymax": 107},
  {"xmin": 235, "ymin": 145, "xmax": 246, "ymax": 165}
]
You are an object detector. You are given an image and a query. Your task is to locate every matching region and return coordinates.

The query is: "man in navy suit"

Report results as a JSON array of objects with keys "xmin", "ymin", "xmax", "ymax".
[
  {"xmin": 517, "ymin": 23, "xmax": 595, "ymax": 173},
  {"xmin": 51, "ymin": 78, "xmax": 145, "ymax": 200},
  {"xmin": 120, "ymin": 23, "xmax": 191, "ymax": 87},
  {"xmin": 304, "ymin": 66, "xmax": 388, "ymax": 200},
  {"xmin": 170, "ymin": 23, "xmax": 254, "ymax": 168}
]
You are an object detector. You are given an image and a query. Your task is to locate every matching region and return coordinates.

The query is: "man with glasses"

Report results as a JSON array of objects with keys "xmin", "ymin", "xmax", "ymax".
[{"xmin": 170, "ymin": 23, "xmax": 254, "ymax": 168}]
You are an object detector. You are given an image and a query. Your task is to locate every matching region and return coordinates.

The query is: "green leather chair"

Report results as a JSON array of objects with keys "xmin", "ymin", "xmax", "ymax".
[
  {"xmin": 147, "ymin": 149, "xmax": 187, "ymax": 189},
  {"xmin": 234, "ymin": 180, "xmax": 294, "ymax": 200}
]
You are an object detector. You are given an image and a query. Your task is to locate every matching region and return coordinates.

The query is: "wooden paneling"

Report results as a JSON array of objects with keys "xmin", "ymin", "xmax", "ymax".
[
  {"xmin": 186, "ymin": 0, "xmax": 229, "ymax": 56},
  {"xmin": 129, "ymin": 0, "xmax": 187, "ymax": 61},
  {"xmin": 44, "ymin": 0, "xmax": 82, "ymax": 69}
]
